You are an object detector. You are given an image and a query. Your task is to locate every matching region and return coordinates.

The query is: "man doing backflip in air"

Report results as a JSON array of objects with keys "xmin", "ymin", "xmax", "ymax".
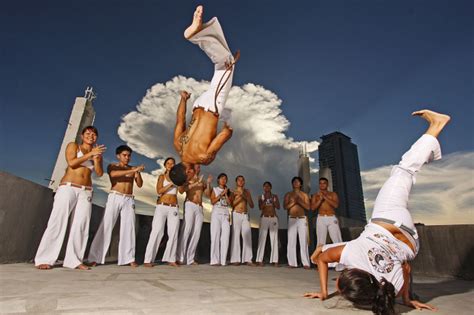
[{"xmin": 170, "ymin": 5, "xmax": 239, "ymax": 186}]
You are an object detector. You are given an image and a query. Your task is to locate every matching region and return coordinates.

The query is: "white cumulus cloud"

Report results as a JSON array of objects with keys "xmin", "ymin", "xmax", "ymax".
[{"xmin": 109, "ymin": 76, "xmax": 319, "ymax": 225}]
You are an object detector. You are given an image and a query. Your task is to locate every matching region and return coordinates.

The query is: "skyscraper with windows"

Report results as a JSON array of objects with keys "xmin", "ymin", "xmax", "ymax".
[{"xmin": 318, "ymin": 132, "xmax": 366, "ymax": 223}]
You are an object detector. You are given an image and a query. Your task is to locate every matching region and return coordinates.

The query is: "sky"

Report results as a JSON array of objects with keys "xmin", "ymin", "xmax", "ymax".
[{"xmin": 1, "ymin": 0, "xmax": 473, "ymax": 225}]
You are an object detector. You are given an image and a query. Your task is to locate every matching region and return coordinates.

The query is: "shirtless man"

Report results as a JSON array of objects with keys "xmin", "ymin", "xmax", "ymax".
[
  {"xmin": 230, "ymin": 175, "xmax": 255, "ymax": 266},
  {"xmin": 176, "ymin": 165, "xmax": 212, "ymax": 265},
  {"xmin": 170, "ymin": 5, "xmax": 239, "ymax": 186},
  {"xmin": 256, "ymin": 181, "xmax": 280, "ymax": 266},
  {"xmin": 311, "ymin": 177, "xmax": 343, "ymax": 245},
  {"xmin": 284, "ymin": 177, "xmax": 311, "ymax": 269},
  {"xmin": 87, "ymin": 145, "xmax": 144, "ymax": 267},
  {"xmin": 35, "ymin": 126, "xmax": 105, "ymax": 270}
]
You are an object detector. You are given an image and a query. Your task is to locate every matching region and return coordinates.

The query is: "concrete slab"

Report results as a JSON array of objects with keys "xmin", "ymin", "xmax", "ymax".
[{"xmin": 0, "ymin": 263, "xmax": 472, "ymax": 314}]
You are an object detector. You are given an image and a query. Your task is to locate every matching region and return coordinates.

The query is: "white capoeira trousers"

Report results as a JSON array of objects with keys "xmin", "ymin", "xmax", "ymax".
[
  {"xmin": 230, "ymin": 212, "xmax": 253, "ymax": 263},
  {"xmin": 287, "ymin": 217, "xmax": 310, "ymax": 267},
  {"xmin": 210, "ymin": 206, "xmax": 230, "ymax": 265},
  {"xmin": 87, "ymin": 192, "xmax": 136, "ymax": 265},
  {"xmin": 190, "ymin": 17, "xmax": 234, "ymax": 122},
  {"xmin": 370, "ymin": 134, "xmax": 442, "ymax": 254},
  {"xmin": 35, "ymin": 185, "xmax": 92, "ymax": 269},
  {"xmin": 316, "ymin": 215, "xmax": 343, "ymax": 246},
  {"xmin": 144, "ymin": 204, "xmax": 180, "ymax": 263},
  {"xmin": 256, "ymin": 216, "xmax": 279, "ymax": 263},
  {"xmin": 177, "ymin": 201, "xmax": 204, "ymax": 265}
]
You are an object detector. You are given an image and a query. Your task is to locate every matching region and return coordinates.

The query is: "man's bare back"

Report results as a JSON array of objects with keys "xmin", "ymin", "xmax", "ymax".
[{"xmin": 174, "ymin": 91, "xmax": 233, "ymax": 165}]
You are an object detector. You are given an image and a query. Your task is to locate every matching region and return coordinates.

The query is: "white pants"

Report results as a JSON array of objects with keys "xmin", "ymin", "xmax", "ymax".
[
  {"xmin": 35, "ymin": 185, "xmax": 92, "ymax": 269},
  {"xmin": 316, "ymin": 215, "xmax": 342, "ymax": 246},
  {"xmin": 256, "ymin": 216, "xmax": 279, "ymax": 263},
  {"xmin": 144, "ymin": 204, "xmax": 180, "ymax": 263},
  {"xmin": 371, "ymin": 134, "xmax": 442, "ymax": 254},
  {"xmin": 230, "ymin": 212, "xmax": 253, "ymax": 263},
  {"xmin": 287, "ymin": 217, "xmax": 310, "ymax": 267},
  {"xmin": 87, "ymin": 192, "xmax": 136, "ymax": 265},
  {"xmin": 190, "ymin": 17, "xmax": 234, "ymax": 122},
  {"xmin": 210, "ymin": 206, "xmax": 230, "ymax": 265},
  {"xmin": 177, "ymin": 201, "xmax": 204, "ymax": 264}
]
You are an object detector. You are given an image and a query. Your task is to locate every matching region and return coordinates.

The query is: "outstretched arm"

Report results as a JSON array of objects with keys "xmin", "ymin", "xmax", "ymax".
[
  {"xmin": 304, "ymin": 245, "xmax": 344, "ymax": 300},
  {"xmin": 400, "ymin": 263, "xmax": 437, "ymax": 311},
  {"xmin": 173, "ymin": 91, "xmax": 190, "ymax": 153}
]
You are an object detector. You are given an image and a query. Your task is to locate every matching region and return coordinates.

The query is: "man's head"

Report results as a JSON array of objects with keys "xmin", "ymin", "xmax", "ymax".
[
  {"xmin": 217, "ymin": 173, "xmax": 228, "ymax": 187},
  {"xmin": 169, "ymin": 161, "xmax": 194, "ymax": 186},
  {"xmin": 116, "ymin": 145, "xmax": 132, "ymax": 165},
  {"xmin": 291, "ymin": 176, "xmax": 303, "ymax": 190},
  {"xmin": 319, "ymin": 177, "xmax": 329, "ymax": 191},
  {"xmin": 186, "ymin": 165, "xmax": 196, "ymax": 181},
  {"xmin": 263, "ymin": 181, "xmax": 272, "ymax": 193},
  {"xmin": 235, "ymin": 175, "xmax": 245, "ymax": 188},
  {"xmin": 80, "ymin": 126, "xmax": 98, "ymax": 145}
]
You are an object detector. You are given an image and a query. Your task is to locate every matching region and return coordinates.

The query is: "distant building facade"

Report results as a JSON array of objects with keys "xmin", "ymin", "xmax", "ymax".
[
  {"xmin": 318, "ymin": 132, "xmax": 366, "ymax": 223},
  {"xmin": 49, "ymin": 87, "xmax": 96, "ymax": 191},
  {"xmin": 297, "ymin": 144, "xmax": 311, "ymax": 194}
]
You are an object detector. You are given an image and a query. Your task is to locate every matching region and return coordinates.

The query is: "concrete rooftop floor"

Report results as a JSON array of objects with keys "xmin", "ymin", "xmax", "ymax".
[{"xmin": 0, "ymin": 263, "xmax": 473, "ymax": 314}]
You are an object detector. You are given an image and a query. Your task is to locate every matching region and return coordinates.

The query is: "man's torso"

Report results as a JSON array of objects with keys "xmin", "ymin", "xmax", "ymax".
[{"xmin": 109, "ymin": 163, "xmax": 135, "ymax": 195}]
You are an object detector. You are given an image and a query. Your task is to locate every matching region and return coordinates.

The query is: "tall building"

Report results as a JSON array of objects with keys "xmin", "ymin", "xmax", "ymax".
[
  {"xmin": 297, "ymin": 143, "xmax": 311, "ymax": 194},
  {"xmin": 49, "ymin": 87, "xmax": 97, "ymax": 191},
  {"xmin": 318, "ymin": 132, "xmax": 366, "ymax": 223}
]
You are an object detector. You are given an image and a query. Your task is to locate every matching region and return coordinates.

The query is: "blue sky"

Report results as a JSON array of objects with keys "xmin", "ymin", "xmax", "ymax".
[{"xmin": 1, "ymin": 0, "xmax": 473, "ymax": 223}]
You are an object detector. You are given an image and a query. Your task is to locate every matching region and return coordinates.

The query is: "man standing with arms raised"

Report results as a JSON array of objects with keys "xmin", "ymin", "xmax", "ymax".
[
  {"xmin": 87, "ymin": 145, "xmax": 144, "ymax": 267},
  {"xmin": 35, "ymin": 126, "xmax": 105, "ymax": 270},
  {"xmin": 284, "ymin": 177, "xmax": 311, "ymax": 269}
]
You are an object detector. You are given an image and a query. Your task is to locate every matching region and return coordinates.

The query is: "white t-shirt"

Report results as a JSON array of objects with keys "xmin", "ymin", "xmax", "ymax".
[
  {"xmin": 213, "ymin": 187, "xmax": 229, "ymax": 208},
  {"xmin": 328, "ymin": 223, "xmax": 413, "ymax": 294}
]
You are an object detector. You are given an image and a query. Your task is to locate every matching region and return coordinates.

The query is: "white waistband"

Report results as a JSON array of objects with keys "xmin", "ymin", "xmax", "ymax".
[{"xmin": 110, "ymin": 190, "xmax": 134, "ymax": 198}]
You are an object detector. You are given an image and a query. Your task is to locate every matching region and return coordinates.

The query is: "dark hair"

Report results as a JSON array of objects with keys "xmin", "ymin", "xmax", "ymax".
[
  {"xmin": 291, "ymin": 176, "xmax": 303, "ymax": 186},
  {"xmin": 169, "ymin": 163, "xmax": 187, "ymax": 186},
  {"xmin": 319, "ymin": 177, "xmax": 329, "ymax": 183},
  {"xmin": 217, "ymin": 173, "xmax": 228, "ymax": 180},
  {"xmin": 81, "ymin": 125, "xmax": 98, "ymax": 136},
  {"xmin": 263, "ymin": 181, "xmax": 272, "ymax": 188},
  {"xmin": 164, "ymin": 157, "xmax": 175, "ymax": 165},
  {"xmin": 235, "ymin": 175, "xmax": 245, "ymax": 182},
  {"xmin": 338, "ymin": 269, "xmax": 395, "ymax": 315},
  {"xmin": 116, "ymin": 145, "xmax": 132, "ymax": 155}
]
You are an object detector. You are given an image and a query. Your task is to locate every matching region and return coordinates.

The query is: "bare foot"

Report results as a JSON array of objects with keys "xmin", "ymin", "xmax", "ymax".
[
  {"xmin": 303, "ymin": 265, "xmax": 311, "ymax": 270},
  {"xmin": 89, "ymin": 261, "xmax": 98, "ymax": 267},
  {"xmin": 257, "ymin": 262, "xmax": 264, "ymax": 267},
  {"xmin": 130, "ymin": 262, "xmax": 138, "ymax": 267},
  {"xmin": 191, "ymin": 261, "xmax": 199, "ymax": 265},
  {"xmin": 76, "ymin": 264, "xmax": 91, "ymax": 270},
  {"xmin": 143, "ymin": 263, "xmax": 154, "ymax": 268},
  {"xmin": 168, "ymin": 262, "xmax": 180, "ymax": 267},
  {"xmin": 184, "ymin": 5, "xmax": 203, "ymax": 39},
  {"xmin": 273, "ymin": 263, "xmax": 279, "ymax": 267},
  {"xmin": 210, "ymin": 263, "xmax": 221, "ymax": 267},
  {"xmin": 246, "ymin": 262, "xmax": 256, "ymax": 267},
  {"xmin": 288, "ymin": 265, "xmax": 298, "ymax": 269},
  {"xmin": 412, "ymin": 109, "xmax": 451, "ymax": 138},
  {"xmin": 36, "ymin": 264, "xmax": 52, "ymax": 270},
  {"xmin": 231, "ymin": 262, "xmax": 240, "ymax": 266}
]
